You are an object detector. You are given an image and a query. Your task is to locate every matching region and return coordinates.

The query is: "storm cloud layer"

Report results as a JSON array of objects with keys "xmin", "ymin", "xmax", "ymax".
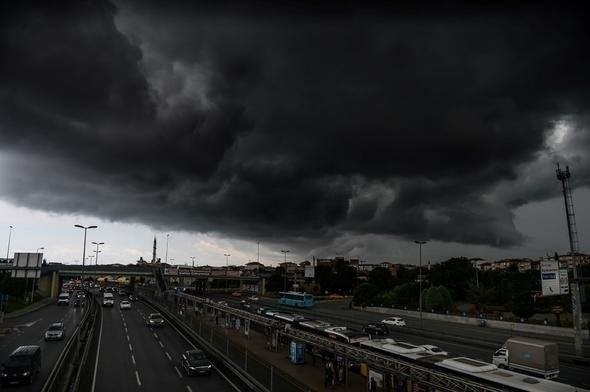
[{"xmin": 1, "ymin": 1, "xmax": 589, "ymax": 255}]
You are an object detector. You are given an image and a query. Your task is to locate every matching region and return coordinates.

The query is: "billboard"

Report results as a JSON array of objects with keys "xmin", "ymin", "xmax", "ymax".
[
  {"xmin": 11, "ymin": 253, "xmax": 43, "ymax": 279},
  {"xmin": 541, "ymin": 260, "xmax": 569, "ymax": 296},
  {"xmin": 304, "ymin": 266, "xmax": 315, "ymax": 278}
]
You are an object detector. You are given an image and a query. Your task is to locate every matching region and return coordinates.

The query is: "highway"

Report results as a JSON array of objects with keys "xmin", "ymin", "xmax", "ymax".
[
  {"xmin": 0, "ymin": 299, "xmax": 85, "ymax": 390},
  {"xmin": 92, "ymin": 293, "xmax": 238, "ymax": 392},
  {"xmin": 210, "ymin": 293, "xmax": 590, "ymax": 389}
]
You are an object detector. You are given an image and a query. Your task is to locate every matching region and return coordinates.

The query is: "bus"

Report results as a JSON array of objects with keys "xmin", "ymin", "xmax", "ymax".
[
  {"xmin": 323, "ymin": 327, "xmax": 370, "ymax": 345},
  {"xmin": 277, "ymin": 292, "xmax": 314, "ymax": 308}
]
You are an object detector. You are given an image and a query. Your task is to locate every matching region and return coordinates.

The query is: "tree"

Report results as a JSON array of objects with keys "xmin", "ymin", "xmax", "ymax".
[
  {"xmin": 429, "ymin": 257, "xmax": 475, "ymax": 301},
  {"xmin": 368, "ymin": 267, "xmax": 395, "ymax": 291},
  {"xmin": 353, "ymin": 283, "xmax": 379, "ymax": 306},
  {"xmin": 424, "ymin": 286, "xmax": 453, "ymax": 311},
  {"xmin": 392, "ymin": 283, "xmax": 419, "ymax": 308}
]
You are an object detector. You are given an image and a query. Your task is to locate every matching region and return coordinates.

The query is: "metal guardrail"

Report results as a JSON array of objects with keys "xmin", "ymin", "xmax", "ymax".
[
  {"xmin": 40, "ymin": 292, "xmax": 98, "ymax": 392},
  {"xmin": 172, "ymin": 292, "xmax": 514, "ymax": 392},
  {"xmin": 143, "ymin": 293, "xmax": 270, "ymax": 392}
]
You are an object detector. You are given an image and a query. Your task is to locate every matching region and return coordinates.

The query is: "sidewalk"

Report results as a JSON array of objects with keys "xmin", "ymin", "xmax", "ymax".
[
  {"xmin": 185, "ymin": 308, "xmax": 367, "ymax": 391},
  {"xmin": 1, "ymin": 297, "xmax": 53, "ymax": 322}
]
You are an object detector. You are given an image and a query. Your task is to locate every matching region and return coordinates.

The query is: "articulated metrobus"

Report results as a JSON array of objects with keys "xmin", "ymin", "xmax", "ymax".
[{"xmin": 277, "ymin": 291, "xmax": 314, "ymax": 308}]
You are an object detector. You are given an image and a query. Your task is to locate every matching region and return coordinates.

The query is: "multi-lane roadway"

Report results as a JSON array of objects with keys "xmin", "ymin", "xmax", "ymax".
[
  {"xmin": 0, "ymin": 300, "xmax": 84, "ymax": 391},
  {"xmin": 210, "ymin": 293, "xmax": 590, "ymax": 389},
  {"xmin": 92, "ymin": 293, "xmax": 238, "ymax": 392}
]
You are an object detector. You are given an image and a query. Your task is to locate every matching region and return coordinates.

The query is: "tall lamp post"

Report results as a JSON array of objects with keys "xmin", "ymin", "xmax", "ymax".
[
  {"xmin": 31, "ymin": 247, "xmax": 44, "ymax": 301},
  {"xmin": 281, "ymin": 249, "xmax": 290, "ymax": 291},
  {"xmin": 75, "ymin": 225, "xmax": 97, "ymax": 287},
  {"xmin": 165, "ymin": 234, "xmax": 170, "ymax": 264},
  {"xmin": 224, "ymin": 253, "xmax": 231, "ymax": 291},
  {"xmin": 6, "ymin": 225, "xmax": 13, "ymax": 260},
  {"xmin": 190, "ymin": 257, "xmax": 196, "ymax": 268},
  {"xmin": 414, "ymin": 240, "xmax": 427, "ymax": 329},
  {"xmin": 92, "ymin": 241, "xmax": 104, "ymax": 265}
]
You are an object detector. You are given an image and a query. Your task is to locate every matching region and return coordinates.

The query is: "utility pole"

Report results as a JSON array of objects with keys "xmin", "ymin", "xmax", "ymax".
[
  {"xmin": 74, "ymin": 225, "xmax": 97, "ymax": 287},
  {"xmin": 6, "ymin": 225, "xmax": 13, "ymax": 260},
  {"xmin": 165, "ymin": 234, "xmax": 170, "ymax": 264},
  {"xmin": 281, "ymin": 249, "xmax": 290, "ymax": 291},
  {"xmin": 415, "ymin": 240, "xmax": 427, "ymax": 329},
  {"xmin": 224, "ymin": 253, "xmax": 231, "ymax": 291},
  {"xmin": 556, "ymin": 164, "xmax": 583, "ymax": 356},
  {"xmin": 92, "ymin": 241, "xmax": 104, "ymax": 265}
]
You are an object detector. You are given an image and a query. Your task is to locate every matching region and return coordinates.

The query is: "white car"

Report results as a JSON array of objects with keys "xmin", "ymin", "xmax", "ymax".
[
  {"xmin": 119, "ymin": 300, "xmax": 131, "ymax": 310},
  {"xmin": 381, "ymin": 317, "xmax": 406, "ymax": 327},
  {"xmin": 420, "ymin": 344, "xmax": 448, "ymax": 356}
]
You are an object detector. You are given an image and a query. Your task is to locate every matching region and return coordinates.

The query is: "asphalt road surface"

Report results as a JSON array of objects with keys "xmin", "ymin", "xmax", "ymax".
[
  {"xmin": 209, "ymin": 294, "xmax": 590, "ymax": 389},
  {"xmin": 92, "ymin": 294, "xmax": 238, "ymax": 392},
  {"xmin": 0, "ymin": 299, "xmax": 85, "ymax": 390}
]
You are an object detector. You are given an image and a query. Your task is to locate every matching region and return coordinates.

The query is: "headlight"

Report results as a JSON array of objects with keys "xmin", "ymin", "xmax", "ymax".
[
  {"xmin": 207, "ymin": 364, "xmax": 212, "ymax": 369},
  {"xmin": 1, "ymin": 372, "xmax": 7, "ymax": 377},
  {"xmin": 189, "ymin": 366, "xmax": 196, "ymax": 370},
  {"xmin": 22, "ymin": 371, "xmax": 30, "ymax": 376}
]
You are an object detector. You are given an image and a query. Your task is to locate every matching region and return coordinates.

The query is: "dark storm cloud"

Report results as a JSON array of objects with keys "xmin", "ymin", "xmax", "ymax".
[{"xmin": 0, "ymin": 1, "xmax": 589, "ymax": 251}]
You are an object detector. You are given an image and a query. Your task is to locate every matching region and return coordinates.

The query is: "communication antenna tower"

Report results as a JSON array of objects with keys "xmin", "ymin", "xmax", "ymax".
[{"xmin": 556, "ymin": 163, "xmax": 583, "ymax": 356}]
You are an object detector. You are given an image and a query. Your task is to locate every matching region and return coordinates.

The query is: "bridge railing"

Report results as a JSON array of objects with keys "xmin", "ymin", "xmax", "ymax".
[{"xmin": 40, "ymin": 291, "xmax": 98, "ymax": 392}]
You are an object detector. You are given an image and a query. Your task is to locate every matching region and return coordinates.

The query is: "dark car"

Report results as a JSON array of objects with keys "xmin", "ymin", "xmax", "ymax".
[
  {"xmin": 181, "ymin": 349, "xmax": 212, "ymax": 376},
  {"xmin": 1, "ymin": 345, "xmax": 41, "ymax": 385},
  {"xmin": 362, "ymin": 323, "xmax": 389, "ymax": 337},
  {"xmin": 73, "ymin": 298, "xmax": 85, "ymax": 307}
]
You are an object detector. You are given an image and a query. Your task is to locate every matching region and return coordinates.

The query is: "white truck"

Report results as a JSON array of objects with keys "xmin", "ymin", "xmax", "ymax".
[{"xmin": 492, "ymin": 337, "xmax": 559, "ymax": 379}]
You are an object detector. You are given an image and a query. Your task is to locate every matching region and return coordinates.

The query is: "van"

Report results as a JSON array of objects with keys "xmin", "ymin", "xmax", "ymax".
[
  {"xmin": 103, "ymin": 292, "xmax": 114, "ymax": 307},
  {"xmin": 1, "ymin": 345, "xmax": 41, "ymax": 385}
]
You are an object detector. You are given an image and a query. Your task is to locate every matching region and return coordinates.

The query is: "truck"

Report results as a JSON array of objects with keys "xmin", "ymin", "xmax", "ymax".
[{"xmin": 492, "ymin": 337, "xmax": 559, "ymax": 379}]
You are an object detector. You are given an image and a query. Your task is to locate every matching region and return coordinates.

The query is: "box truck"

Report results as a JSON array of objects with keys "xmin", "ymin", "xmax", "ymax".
[{"xmin": 492, "ymin": 337, "xmax": 559, "ymax": 379}]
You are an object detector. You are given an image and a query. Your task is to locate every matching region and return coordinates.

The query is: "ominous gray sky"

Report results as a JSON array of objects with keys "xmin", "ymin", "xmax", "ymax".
[{"xmin": 0, "ymin": 1, "xmax": 588, "ymax": 265}]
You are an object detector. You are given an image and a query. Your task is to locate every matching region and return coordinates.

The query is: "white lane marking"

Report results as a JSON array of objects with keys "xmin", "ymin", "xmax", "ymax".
[
  {"xmin": 142, "ymin": 302, "xmax": 240, "ymax": 392},
  {"xmin": 135, "ymin": 370, "xmax": 141, "ymax": 386},
  {"xmin": 158, "ymin": 340, "xmax": 164, "ymax": 348},
  {"xmin": 126, "ymin": 334, "xmax": 130, "ymax": 341},
  {"xmin": 165, "ymin": 352, "xmax": 172, "ymax": 361},
  {"xmin": 186, "ymin": 386, "xmax": 193, "ymax": 392},
  {"xmin": 91, "ymin": 302, "xmax": 104, "ymax": 392},
  {"xmin": 153, "ymin": 332, "xmax": 158, "ymax": 339},
  {"xmin": 174, "ymin": 365, "xmax": 183, "ymax": 378},
  {"xmin": 129, "ymin": 343, "xmax": 133, "ymax": 352},
  {"xmin": 131, "ymin": 354, "xmax": 136, "ymax": 365}
]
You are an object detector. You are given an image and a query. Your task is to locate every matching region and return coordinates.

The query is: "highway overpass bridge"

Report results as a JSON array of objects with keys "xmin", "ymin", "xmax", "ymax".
[{"xmin": 36, "ymin": 264, "xmax": 265, "ymax": 297}]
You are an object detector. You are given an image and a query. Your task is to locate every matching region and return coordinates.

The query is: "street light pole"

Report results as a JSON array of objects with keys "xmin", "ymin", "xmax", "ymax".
[
  {"xmin": 415, "ymin": 240, "xmax": 427, "ymax": 329},
  {"xmin": 165, "ymin": 234, "xmax": 170, "ymax": 264},
  {"xmin": 75, "ymin": 225, "xmax": 97, "ymax": 288},
  {"xmin": 92, "ymin": 242, "xmax": 104, "ymax": 265},
  {"xmin": 6, "ymin": 225, "xmax": 13, "ymax": 260},
  {"xmin": 190, "ymin": 257, "xmax": 196, "ymax": 268},
  {"xmin": 31, "ymin": 247, "xmax": 44, "ymax": 302},
  {"xmin": 224, "ymin": 254, "xmax": 231, "ymax": 291},
  {"xmin": 281, "ymin": 249, "xmax": 290, "ymax": 291}
]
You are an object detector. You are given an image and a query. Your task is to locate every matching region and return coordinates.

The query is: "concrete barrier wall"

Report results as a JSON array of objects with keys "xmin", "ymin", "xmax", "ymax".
[{"xmin": 360, "ymin": 306, "xmax": 589, "ymax": 339}]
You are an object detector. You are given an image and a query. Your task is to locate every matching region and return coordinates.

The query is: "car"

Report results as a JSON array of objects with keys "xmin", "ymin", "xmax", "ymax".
[
  {"xmin": 44, "ymin": 323, "xmax": 66, "ymax": 341},
  {"xmin": 420, "ymin": 345, "xmax": 448, "ymax": 356},
  {"xmin": 57, "ymin": 292, "xmax": 70, "ymax": 306},
  {"xmin": 231, "ymin": 291, "xmax": 243, "ymax": 297},
  {"xmin": 381, "ymin": 317, "xmax": 406, "ymax": 327},
  {"xmin": 362, "ymin": 323, "xmax": 389, "ymax": 336},
  {"xmin": 1, "ymin": 346, "xmax": 41, "ymax": 385},
  {"xmin": 240, "ymin": 300, "xmax": 252, "ymax": 309},
  {"xmin": 146, "ymin": 313, "xmax": 165, "ymax": 328},
  {"xmin": 119, "ymin": 300, "xmax": 131, "ymax": 310},
  {"xmin": 248, "ymin": 295, "xmax": 259, "ymax": 301},
  {"xmin": 103, "ymin": 292, "xmax": 114, "ymax": 307},
  {"xmin": 73, "ymin": 298, "xmax": 84, "ymax": 307},
  {"xmin": 181, "ymin": 349, "xmax": 213, "ymax": 376}
]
